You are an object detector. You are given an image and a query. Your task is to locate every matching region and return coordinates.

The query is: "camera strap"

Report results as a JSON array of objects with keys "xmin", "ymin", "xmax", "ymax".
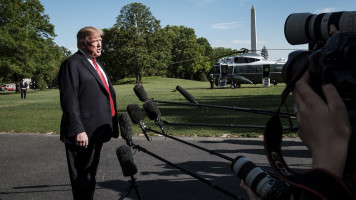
[{"xmin": 263, "ymin": 86, "xmax": 355, "ymax": 199}]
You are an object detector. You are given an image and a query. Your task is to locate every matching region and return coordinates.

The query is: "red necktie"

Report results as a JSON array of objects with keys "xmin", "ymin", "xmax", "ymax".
[{"xmin": 93, "ymin": 58, "xmax": 116, "ymax": 117}]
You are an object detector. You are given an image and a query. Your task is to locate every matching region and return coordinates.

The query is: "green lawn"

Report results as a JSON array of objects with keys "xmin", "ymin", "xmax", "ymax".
[{"xmin": 0, "ymin": 77, "xmax": 296, "ymax": 137}]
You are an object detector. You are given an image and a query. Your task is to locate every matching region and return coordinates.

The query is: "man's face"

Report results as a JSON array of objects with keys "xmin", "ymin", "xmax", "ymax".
[{"xmin": 83, "ymin": 33, "xmax": 102, "ymax": 58}]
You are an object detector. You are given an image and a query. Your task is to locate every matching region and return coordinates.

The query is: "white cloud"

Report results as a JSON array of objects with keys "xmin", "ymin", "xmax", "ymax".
[
  {"xmin": 316, "ymin": 7, "xmax": 338, "ymax": 13},
  {"xmin": 232, "ymin": 40, "xmax": 250, "ymax": 44},
  {"xmin": 211, "ymin": 22, "xmax": 244, "ymax": 30}
]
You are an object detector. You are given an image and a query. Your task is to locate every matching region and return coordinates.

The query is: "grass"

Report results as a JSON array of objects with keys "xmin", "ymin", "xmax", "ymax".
[{"xmin": 0, "ymin": 77, "xmax": 296, "ymax": 137}]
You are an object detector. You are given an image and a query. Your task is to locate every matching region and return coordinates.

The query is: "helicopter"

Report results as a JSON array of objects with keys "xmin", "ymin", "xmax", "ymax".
[{"xmin": 207, "ymin": 50, "xmax": 286, "ymax": 88}]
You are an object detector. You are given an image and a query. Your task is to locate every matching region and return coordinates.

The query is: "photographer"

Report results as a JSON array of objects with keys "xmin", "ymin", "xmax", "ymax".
[{"xmin": 241, "ymin": 71, "xmax": 352, "ymax": 199}]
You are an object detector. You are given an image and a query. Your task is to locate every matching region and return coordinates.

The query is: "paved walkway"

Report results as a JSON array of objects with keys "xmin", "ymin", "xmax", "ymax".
[{"xmin": 0, "ymin": 133, "xmax": 311, "ymax": 200}]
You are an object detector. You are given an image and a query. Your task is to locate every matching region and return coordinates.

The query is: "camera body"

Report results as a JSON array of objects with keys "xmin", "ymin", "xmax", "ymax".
[
  {"xmin": 283, "ymin": 32, "xmax": 356, "ymax": 112},
  {"xmin": 283, "ymin": 11, "xmax": 356, "ymax": 114}
]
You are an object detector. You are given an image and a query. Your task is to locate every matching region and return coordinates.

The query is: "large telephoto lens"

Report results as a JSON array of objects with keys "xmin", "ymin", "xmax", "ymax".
[
  {"xmin": 232, "ymin": 156, "xmax": 275, "ymax": 198},
  {"xmin": 231, "ymin": 156, "xmax": 291, "ymax": 200},
  {"xmin": 285, "ymin": 11, "xmax": 356, "ymax": 45}
]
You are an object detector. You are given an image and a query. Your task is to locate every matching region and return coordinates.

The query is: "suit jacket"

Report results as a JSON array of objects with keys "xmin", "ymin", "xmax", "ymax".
[
  {"xmin": 58, "ymin": 51, "xmax": 119, "ymax": 144},
  {"xmin": 20, "ymin": 82, "xmax": 28, "ymax": 90}
]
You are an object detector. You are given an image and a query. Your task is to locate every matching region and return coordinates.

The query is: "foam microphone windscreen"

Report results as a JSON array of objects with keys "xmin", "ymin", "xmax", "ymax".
[
  {"xmin": 133, "ymin": 84, "xmax": 149, "ymax": 102},
  {"xmin": 116, "ymin": 145, "xmax": 138, "ymax": 177},
  {"xmin": 176, "ymin": 85, "xmax": 196, "ymax": 103},
  {"xmin": 143, "ymin": 100, "xmax": 161, "ymax": 120},
  {"xmin": 118, "ymin": 112, "xmax": 133, "ymax": 141},
  {"xmin": 127, "ymin": 103, "xmax": 145, "ymax": 124}
]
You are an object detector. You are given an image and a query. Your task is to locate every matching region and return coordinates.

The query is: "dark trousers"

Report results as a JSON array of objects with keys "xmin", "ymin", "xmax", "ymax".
[
  {"xmin": 210, "ymin": 80, "xmax": 214, "ymax": 89},
  {"xmin": 21, "ymin": 89, "xmax": 26, "ymax": 99},
  {"xmin": 65, "ymin": 142, "xmax": 104, "ymax": 200}
]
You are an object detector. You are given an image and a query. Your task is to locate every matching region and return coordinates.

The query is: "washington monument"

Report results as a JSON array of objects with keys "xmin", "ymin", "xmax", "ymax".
[{"xmin": 251, "ymin": 5, "xmax": 257, "ymax": 53}]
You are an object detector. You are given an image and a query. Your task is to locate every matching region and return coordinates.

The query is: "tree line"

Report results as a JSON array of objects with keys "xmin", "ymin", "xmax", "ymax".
[
  {"xmin": 101, "ymin": 2, "xmax": 241, "ymax": 83},
  {"xmin": 0, "ymin": 1, "xmax": 239, "ymax": 90},
  {"xmin": 0, "ymin": 0, "xmax": 71, "ymax": 90}
]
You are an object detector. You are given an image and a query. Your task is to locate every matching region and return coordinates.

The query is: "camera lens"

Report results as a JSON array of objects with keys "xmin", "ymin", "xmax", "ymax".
[
  {"xmin": 284, "ymin": 11, "xmax": 356, "ymax": 45},
  {"xmin": 284, "ymin": 13, "xmax": 314, "ymax": 45},
  {"xmin": 231, "ymin": 156, "xmax": 291, "ymax": 200},
  {"xmin": 339, "ymin": 11, "xmax": 356, "ymax": 32},
  {"xmin": 232, "ymin": 156, "xmax": 275, "ymax": 198}
]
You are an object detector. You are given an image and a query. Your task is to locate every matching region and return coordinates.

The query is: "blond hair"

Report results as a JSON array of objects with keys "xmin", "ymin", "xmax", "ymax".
[{"xmin": 76, "ymin": 26, "xmax": 104, "ymax": 49}]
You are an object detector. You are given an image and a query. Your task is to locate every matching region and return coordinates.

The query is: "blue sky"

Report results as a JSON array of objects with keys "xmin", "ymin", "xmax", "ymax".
[{"xmin": 40, "ymin": 0, "xmax": 356, "ymax": 60}]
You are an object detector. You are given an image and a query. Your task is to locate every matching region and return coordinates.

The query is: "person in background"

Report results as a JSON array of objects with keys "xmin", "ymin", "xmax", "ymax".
[
  {"xmin": 58, "ymin": 26, "xmax": 119, "ymax": 200},
  {"xmin": 209, "ymin": 74, "xmax": 215, "ymax": 89},
  {"xmin": 20, "ymin": 79, "xmax": 28, "ymax": 99}
]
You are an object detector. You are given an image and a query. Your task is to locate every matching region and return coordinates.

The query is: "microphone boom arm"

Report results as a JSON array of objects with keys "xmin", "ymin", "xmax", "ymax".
[
  {"xmin": 162, "ymin": 120, "xmax": 298, "ymax": 132},
  {"xmin": 153, "ymin": 99, "xmax": 295, "ymax": 119},
  {"xmin": 139, "ymin": 121, "xmax": 151, "ymax": 141}
]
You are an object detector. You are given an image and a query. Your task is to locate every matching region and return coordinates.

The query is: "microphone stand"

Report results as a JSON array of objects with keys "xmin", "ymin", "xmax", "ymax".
[
  {"xmin": 162, "ymin": 120, "xmax": 298, "ymax": 132},
  {"xmin": 153, "ymin": 99, "xmax": 295, "ymax": 119},
  {"xmin": 148, "ymin": 126, "xmax": 234, "ymax": 161},
  {"xmin": 119, "ymin": 175, "xmax": 141, "ymax": 200},
  {"xmin": 146, "ymin": 126, "xmax": 280, "ymax": 180}
]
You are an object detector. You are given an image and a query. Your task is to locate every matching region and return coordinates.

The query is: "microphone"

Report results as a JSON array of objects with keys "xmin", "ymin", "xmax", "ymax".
[
  {"xmin": 118, "ymin": 112, "xmax": 134, "ymax": 146},
  {"xmin": 127, "ymin": 103, "xmax": 151, "ymax": 141},
  {"xmin": 127, "ymin": 104, "xmax": 145, "ymax": 123},
  {"xmin": 116, "ymin": 145, "xmax": 141, "ymax": 200},
  {"xmin": 176, "ymin": 85, "xmax": 199, "ymax": 105},
  {"xmin": 133, "ymin": 84, "xmax": 149, "ymax": 102},
  {"xmin": 143, "ymin": 100, "xmax": 161, "ymax": 120},
  {"xmin": 116, "ymin": 145, "xmax": 138, "ymax": 177},
  {"xmin": 142, "ymin": 100, "xmax": 165, "ymax": 133}
]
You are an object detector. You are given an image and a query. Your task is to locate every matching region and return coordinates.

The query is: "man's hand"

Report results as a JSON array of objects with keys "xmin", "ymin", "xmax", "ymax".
[
  {"xmin": 76, "ymin": 132, "xmax": 88, "ymax": 148},
  {"xmin": 293, "ymin": 72, "xmax": 351, "ymax": 177}
]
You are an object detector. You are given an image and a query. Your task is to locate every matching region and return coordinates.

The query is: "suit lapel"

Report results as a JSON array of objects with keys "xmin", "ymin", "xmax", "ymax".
[{"xmin": 77, "ymin": 51, "xmax": 107, "ymax": 91}]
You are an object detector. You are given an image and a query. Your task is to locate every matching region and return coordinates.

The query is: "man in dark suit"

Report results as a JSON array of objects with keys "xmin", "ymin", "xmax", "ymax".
[
  {"xmin": 58, "ymin": 26, "xmax": 119, "ymax": 200},
  {"xmin": 20, "ymin": 79, "xmax": 28, "ymax": 99}
]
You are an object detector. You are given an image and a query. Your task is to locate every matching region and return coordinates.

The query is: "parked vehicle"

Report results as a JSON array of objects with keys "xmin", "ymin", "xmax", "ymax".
[
  {"xmin": 0, "ymin": 84, "xmax": 16, "ymax": 91},
  {"xmin": 207, "ymin": 53, "xmax": 286, "ymax": 88}
]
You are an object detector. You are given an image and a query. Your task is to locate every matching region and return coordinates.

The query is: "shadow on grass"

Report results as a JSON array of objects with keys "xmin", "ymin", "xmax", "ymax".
[
  {"xmin": 138, "ymin": 94, "xmax": 295, "ymax": 134},
  {"xmin": 0, "ymin": 91, "xmax": 18, "ymax": 95}
]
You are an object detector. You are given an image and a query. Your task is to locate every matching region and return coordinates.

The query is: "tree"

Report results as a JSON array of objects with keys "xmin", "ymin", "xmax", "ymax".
[
  {"xmin": 261, "ymin": 46, "xmax": 268, "ymax": 59},
  {"xmin": 165, "ymin": 25, "xmax": 205, "ymax": 80},
  {"xmin": 101, "ymin": 27, "xmax": 130, "ymax": 82},
  {"xmin": 101, "ymin": 3, "xmax": 230, "ymax": 82},
  {"xmin": 0, "ymin": 0, "xmax": 69, "ymax": 90},
  {"xmin": 113, "ymin": 2, "xmax": 161, "ymax": 83},
  {"xmin": 195, "ymin": 37, "xmax": 213, "ymax": 81}
]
